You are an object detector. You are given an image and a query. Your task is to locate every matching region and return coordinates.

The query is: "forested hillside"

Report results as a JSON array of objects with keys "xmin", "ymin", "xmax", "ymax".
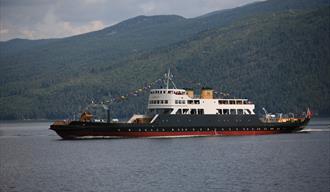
[{"xmin": 0, "ymin": 0, "xmax": 329, "ymax": 120}]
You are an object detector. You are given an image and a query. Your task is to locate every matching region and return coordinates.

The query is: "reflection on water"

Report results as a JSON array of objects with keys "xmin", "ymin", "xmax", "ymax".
[{"xmin": 0, "ymin": 118, "xmax": 329, "ymax": 192}]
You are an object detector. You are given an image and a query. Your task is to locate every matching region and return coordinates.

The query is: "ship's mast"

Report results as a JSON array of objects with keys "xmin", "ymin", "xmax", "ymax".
[
  {"xmin": 166, "ymin": 68, "xmax": 170, "ymax": 90},
  {"xmin": 165, "ymin": 68, "xmax": 177, "ymax": 90}
]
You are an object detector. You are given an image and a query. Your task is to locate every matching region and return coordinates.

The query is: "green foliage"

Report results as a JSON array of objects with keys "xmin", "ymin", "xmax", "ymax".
[{"xmin": 0, "ymin": 0, "xmax": 329, "ymax": 120}]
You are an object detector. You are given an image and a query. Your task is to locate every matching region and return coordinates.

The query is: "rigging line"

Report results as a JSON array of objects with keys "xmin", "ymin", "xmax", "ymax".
[{"xmin": 86, "ymin": 77, "xmax": 166, "ymax": 109}]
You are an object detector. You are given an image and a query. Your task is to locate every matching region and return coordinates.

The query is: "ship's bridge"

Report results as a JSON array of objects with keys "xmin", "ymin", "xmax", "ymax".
[{"xmin": 147, "ymin": 88, "xmax": 255, "ymax": 115}]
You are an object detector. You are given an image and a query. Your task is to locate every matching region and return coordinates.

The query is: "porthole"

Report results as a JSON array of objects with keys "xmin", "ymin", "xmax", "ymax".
[
  {"xmin": 200, "ymin": 128, "xmax": 202, "ymax": 131},
  {"xmin": 222, "ymin": 128, "xmax": 224, "ymax": 131},
  {"xmin": 139, "ymin": 129, "xmax": 141, "ymax": 132},
  {"xmin": 172, "ymin": 128, "xmax": 174, "ymax": 131},
  {"xmin": 144, "ymin": 129, "xmax": 147, "ymax": 131},
  {"xmin": 151, "ymin": 129, "xmax": 153, "ymax": 131},
  {"xmin": 117, "ymin": 129, "xmax": 120, "ymax": 132},
  {"xmin": 162, "ymin": 129, "xmax": 165, "ymax": 131},
  {"xmin": 128, "ymin": 129, "xmax": 131, "ymax": 132}
]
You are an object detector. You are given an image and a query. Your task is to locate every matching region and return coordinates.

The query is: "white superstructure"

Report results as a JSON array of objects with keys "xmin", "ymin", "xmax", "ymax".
[
  {"xmin": 147, "ymin": 88, "xmax": 255, "ymax": 115},
  {"xmin": 147, "ymin": 69, "xmax": 255, "ymax": 116}
]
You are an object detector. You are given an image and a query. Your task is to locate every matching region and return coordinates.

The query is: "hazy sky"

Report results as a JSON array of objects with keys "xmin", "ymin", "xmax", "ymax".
[{"xmin": 0, "ymin": 0, "xmax": 261, "ymax": 41}]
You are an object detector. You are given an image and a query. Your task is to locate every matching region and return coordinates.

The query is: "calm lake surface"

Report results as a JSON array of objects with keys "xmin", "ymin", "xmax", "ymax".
[{"xmin": 0, "ymin": 118, "xmax": 329, "ymax": 192}]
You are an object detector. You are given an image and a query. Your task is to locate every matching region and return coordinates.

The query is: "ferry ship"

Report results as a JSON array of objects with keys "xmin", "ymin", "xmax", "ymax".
[{"xmin": 50, "ymin": 70, "xmax": 312, "ymax": 139}]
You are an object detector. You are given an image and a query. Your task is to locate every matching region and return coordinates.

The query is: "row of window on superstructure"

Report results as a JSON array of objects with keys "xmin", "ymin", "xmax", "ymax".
[
  {"xmin": 173, "ymin": 108, "xmax": 252, "ymax": 115},
  {"xmin": 184, "ymin": 100, "xmax": 250, "ymax": 105},
  {"xmin": 150, "ymin": 90, "xmax": 185, "ymax": 95},
  {"xmin": 149, "ymin": 100, "xmax": 169, "ymax": 104},
  {"xmin": 217, "ymin": 109, "xmax": 252, "ymax": 115},
  {"xmin": 175, "ymin": 108, "xmax": 204, "ymax": 115},
  {"xmin": 218, "ymin": 100, "xmax": 251, "ymax": 104},
  {"xmin": 150, "ymin": 99, "xmax": 252, "ymax": 105}
]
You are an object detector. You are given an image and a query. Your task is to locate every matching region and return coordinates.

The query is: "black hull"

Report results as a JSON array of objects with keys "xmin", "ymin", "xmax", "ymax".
[{"xmin": 50, "ymin": 115, "xmax": 311, "ymax": 139}]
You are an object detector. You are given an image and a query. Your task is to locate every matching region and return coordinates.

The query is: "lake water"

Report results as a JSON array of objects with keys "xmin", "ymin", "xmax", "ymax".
[{"xmin": 0, "ymin": 118, "xmax": 329, "ymax": 192}]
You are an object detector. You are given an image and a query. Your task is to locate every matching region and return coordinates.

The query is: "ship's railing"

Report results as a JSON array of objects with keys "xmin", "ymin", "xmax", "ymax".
[
  {"xmin": 261, "ymin": 117, "xmax": 306, "ymax": 123},
  {"xmin": 53, "ymin": 120, "xmax": 71, "ymax": 125}
]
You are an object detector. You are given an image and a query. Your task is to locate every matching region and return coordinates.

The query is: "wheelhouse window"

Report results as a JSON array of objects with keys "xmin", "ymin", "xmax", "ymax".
[
  {"xmin": 218, "ymin": 100, "xmax": 229, "ymax": 104},
  {"xmin": 194, "ymin": 100, "xmax": 200, "ymax": 104},
  {"xmin": 217, "ymin": 109, "xmax": 223, "ymax": 114},
  {"xmin": 229, "ymin": 100, "xmax": 235, "ymax": 104},
  {"xmin": 175, "ymin": 100, "xmax": 185, "ymax": 104},
  {"xmin": 230, "ymin": 109, "xmax": 236, "ymax": 114},
  {"xmin": 198, "ymin": 109, "xmax": 204, "ymax": 115},
  {"xmin": 223, "ymin": 109, "xmax": 229, "ymax": 115}
]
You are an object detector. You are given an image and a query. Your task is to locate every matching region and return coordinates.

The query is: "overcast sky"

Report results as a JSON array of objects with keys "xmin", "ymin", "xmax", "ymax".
[{"xmin": 0, "ymin": 0, "xmax": 261, "ymax": 41}]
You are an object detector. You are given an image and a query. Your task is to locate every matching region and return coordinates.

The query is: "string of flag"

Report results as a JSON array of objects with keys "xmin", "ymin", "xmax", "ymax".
[
  {"xmin": 86, "ymin": 70, "xmax": 233, "ymax": 110},
  {"xmin": 86, "ymin": 77, "xmax": 165, "ymax": 109},
  {"xmin": 114, "ymin": 78, "xmax": 163, "ymax": 102}
]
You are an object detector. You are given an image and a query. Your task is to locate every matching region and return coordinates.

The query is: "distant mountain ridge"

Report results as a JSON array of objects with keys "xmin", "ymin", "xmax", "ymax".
[{"xmin": 0, "ymin": 0, "xmax": 329, "ymax": 120}]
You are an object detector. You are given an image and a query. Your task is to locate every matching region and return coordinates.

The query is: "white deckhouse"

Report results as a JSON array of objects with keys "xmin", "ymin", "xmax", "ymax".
[{"xmin": 147, "ymin": 69, "xmax": 255, "ymax": 116}]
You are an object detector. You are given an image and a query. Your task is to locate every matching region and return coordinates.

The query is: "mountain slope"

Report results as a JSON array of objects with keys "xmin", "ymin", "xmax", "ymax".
[
  {"xmin": 0, "ymin": 0, "xmax": 329, "ymax": 119},
  {"xmin": 92, "ymin": 6, "xmax": 329, "ymax": 118}
]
